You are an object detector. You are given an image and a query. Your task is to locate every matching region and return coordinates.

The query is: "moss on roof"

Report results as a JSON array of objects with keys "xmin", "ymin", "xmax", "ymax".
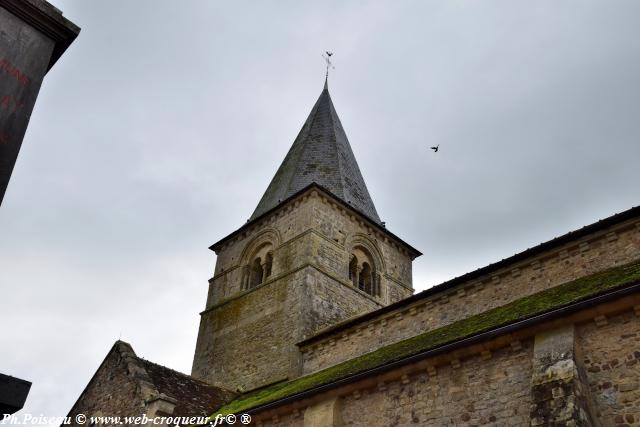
[{"xmin": 214, "ymin": 258, "xmax": 640, "ymax": 415}]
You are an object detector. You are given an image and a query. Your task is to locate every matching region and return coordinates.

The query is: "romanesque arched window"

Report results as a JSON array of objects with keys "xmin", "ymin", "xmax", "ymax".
[
  {"xmin": 242, "ymin": 240, "xmax": 275, "ymax": 290},
  {"xmin": 349, "ymin": 246, "xmax": 380, "ymax": 297}
]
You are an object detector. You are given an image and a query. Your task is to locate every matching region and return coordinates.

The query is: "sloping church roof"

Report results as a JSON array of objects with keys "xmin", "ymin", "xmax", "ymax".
[
  {"xmin": 215, "ymin": 257, "xmax": 640, "ymax": 415},
  {"xmin": 250, "ymin": 79, "xmax": 381, "ymax": 223}
]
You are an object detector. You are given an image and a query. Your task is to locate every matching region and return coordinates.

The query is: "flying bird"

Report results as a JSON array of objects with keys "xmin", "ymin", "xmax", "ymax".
[
  {"xmin": 326, "ymin": 51, "xmax": 333, "ymax": 57},
  {"xmin": 430, "ymin": 145, "xmax": 439, "ymax": 153}
]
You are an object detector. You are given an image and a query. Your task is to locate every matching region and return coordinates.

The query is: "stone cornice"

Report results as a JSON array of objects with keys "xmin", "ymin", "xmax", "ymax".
[
  {"xmin": 0, "ymin": 0, "xmax": 80, "ymax": 71},
  {"xmin": 209, "ymin": 183, "xmax": 422, "ymax": 259}
]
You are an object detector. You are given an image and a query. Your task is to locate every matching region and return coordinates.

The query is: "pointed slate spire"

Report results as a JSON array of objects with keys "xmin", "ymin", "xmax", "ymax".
[{"xmin": 250, "ymin": 81, "xmax": 381, "ymax": 223}]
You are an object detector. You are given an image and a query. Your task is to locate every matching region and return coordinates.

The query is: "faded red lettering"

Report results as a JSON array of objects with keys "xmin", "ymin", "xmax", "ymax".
[
  {"xmin": 0, "ymin": 58, "xmax": 29, "ymax": 87},
  {"xmin": 0, "ymin": 95, "xmax": 24, "ymax": 113},
  {"xmin": 0, "ymin": 95, "xmax": 10, "ymax": 110}
]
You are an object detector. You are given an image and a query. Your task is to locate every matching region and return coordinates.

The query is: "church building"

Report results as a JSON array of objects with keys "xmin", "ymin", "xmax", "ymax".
[{"xmin": 67, "ymin": 79, "xmax": 640, "ymax": 426}]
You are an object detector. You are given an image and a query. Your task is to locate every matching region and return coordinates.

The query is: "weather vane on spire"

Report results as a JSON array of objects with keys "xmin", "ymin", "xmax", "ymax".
[{"xmin": 322, "ymin": 51, "xmax": 334, "ymax": 79}]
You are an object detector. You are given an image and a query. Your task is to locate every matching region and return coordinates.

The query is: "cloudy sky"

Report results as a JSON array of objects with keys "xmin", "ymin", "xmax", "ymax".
[{"xmin": 1, "ymin": 0, "xmax": 639, "ymax": 418}]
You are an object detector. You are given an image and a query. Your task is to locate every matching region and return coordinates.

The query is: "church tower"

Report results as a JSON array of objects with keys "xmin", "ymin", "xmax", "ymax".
[{"xmin": 191, "ymin": 80, "xmax": 421, "ymax": 392}]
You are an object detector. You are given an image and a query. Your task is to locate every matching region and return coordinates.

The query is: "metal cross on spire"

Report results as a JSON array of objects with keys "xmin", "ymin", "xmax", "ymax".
[{"xmin": 322, "ymin": 51, "xmax": 335, "ymax": 80}]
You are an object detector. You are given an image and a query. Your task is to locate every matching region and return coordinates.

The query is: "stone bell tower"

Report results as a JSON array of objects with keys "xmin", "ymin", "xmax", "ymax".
[{"xmin": 191, "ymin": 79, "xmax": 421, "ymax": 392}]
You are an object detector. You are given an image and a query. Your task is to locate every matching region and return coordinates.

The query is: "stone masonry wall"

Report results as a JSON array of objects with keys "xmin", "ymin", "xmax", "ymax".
[
  {"xmin": 206, "ymin": 189, "xmax": 415, "ymax": 310},
  {"xmin": 67, "ymin": 347, "xmax": 144, "ymax": 425},
  {"xmin": 301, "ymin": 218, "xmax": 640, "ymax": 374},
  {"xmin": 193, "ymin": 188, "xmax": 417, "ymax": 392},
  {"xmin": 192, "ymin": 266, "xmax": 380, "ymax": 392},
  {"xmin": 530, "ymin": 325, "xmax": 597, "ymax": 426},
  {"xmin": 193, "ymin": 271, "xmax": 299, "ymax": 392},
  {"xmin": 301, "ymin": 266, "xmax": 381, "ymax": 340},
  {"xmin": 205, "ymin": 198, "xmax": 314, "ymax": 308},
  {"xmin": 255, "ymin": 341, "xmax": 534, "ymax": 427},
  {"xmin": 339, "ymin": 343, "xmax": 533, "ymax": 426},
  {"xmin": 308, "ymin": 194, "xmax": 414, "ymax": 296},
  {"xmin": 249, "ymin": 304, "xmax": 640, "ymax": 426},
  {"xmin": 578, "ymin": 307, "xmax": 640, "ymax": 426}
]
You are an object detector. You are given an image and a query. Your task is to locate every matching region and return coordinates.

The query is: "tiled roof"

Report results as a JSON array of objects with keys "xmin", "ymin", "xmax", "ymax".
[
  {"xmin": 101, "ymin": 341, "xmax": 235, "ymax": 417},
  {"xmin": 299, "ymin": 205, "xmax": 640, "ymax": 345},
  {"xmin": 215, "ymin": 259, "xmax": 640, "ymax": 415},
  {"xmin": 140, "ymin": 360, "xmax": 235, "ymax": 416},
  {"xmin": 250, "ymin": 80, "xmax": 381, "ymax": 223}
]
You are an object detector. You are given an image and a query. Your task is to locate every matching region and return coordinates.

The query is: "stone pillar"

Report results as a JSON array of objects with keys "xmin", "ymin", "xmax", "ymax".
[
  {"xmin": 530, "ymin": 324, "xmax": 598, "ymax": 426},
  {"xmin": 261, "ymin": 260, "xmax": 268, "ymax": 283},
  {"xmin": 241, "ymin": 265, "xmax": 249, "ymax": 290},
  {"xmin": 0, "ymin": 0, "xmax": 79, "ymax": 206},
  {"xmin": 304, "ymin": 398, "xmax": 342, "ymax": 427}
]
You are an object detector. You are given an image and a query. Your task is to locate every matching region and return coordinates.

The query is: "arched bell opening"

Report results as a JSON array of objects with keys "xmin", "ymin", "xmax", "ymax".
[{"xmin": 348, "ymin": 246, "xmax": 380, "ymax": 298}]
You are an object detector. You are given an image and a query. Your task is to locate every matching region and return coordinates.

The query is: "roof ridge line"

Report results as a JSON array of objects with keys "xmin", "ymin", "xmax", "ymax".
[
  {"xmin": 324, "ymin": 91, "xmax": 348, "ymax": 200},
  {"xmin": 140, "ymin": 358, "xmax": 225, "ymax": 389}
]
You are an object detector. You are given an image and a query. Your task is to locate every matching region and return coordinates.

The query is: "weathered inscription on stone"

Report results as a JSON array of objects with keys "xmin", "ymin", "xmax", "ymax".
[
  {"xmin": 0, "ymin": 5, "xmax": 55, "ymax": 204},
  {"xmin": 0, "ymin": 57, "xmax": 30, "ymax": 86},
  {"xmin": 0, "ymin": 94, "xmax": 25, "ymax": 113}
]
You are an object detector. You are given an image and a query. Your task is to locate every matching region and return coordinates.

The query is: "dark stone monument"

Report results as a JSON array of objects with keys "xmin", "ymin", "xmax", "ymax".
[{"xmin": 0, "ymin": 0, "xmax": 79, "ymax": 206}]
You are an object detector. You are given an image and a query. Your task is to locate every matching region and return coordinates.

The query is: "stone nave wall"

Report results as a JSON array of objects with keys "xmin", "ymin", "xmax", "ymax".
[
  {"xmin": 300, "ymin": 216, "xmax": 640, "ymax": 375},
  {"xmin": 252, "ymin": 301, "xmax": 640, "ymax": 426}
]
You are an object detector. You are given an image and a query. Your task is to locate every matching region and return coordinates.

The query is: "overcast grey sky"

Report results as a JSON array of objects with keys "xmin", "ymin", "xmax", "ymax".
[{"xmin": 1, "ymin": 0, "xmax": 639, "ymax": 418}]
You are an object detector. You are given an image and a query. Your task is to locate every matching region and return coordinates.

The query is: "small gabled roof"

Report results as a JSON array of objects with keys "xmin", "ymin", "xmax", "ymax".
[
  {"xmin": 250, "ymin": 79, "xmax": 381, "ymax": 223},
  {"xmin": 67, "ymin": 341, "xmax": 235, "ymax": 418},
  {"xmin": 140, "ymin": 359, "xmax": 235, "ymax": 416}
]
